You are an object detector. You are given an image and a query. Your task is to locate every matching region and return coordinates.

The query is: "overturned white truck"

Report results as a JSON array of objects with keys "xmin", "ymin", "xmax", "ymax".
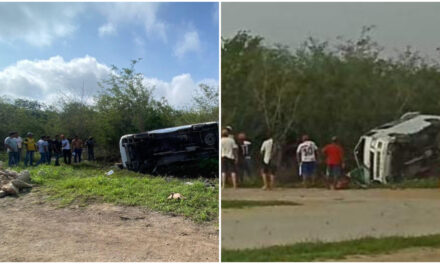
[
  {"xmin": 119, "ymin": 122, "xmax": 218, "ymax": 174},
  {"xmin": 354, "ymin": 112, "xmax": 440, "ymax": 184}
]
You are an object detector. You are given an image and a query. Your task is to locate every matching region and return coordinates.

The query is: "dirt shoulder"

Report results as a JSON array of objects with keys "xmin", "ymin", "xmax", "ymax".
[
  {"xmin": 222, "ymin": 188, "xmax": 440, "ymax": 250},
  {"xmin": 332, "ymin": 247, "xmax": 440, "ymax": 262},
  {"xmin": 0, "ymin": 190, "xmax": 218, "ymax": 262}
]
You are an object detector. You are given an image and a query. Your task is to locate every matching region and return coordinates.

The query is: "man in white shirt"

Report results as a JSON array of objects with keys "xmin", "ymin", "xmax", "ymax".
[
  {"xmin": 296, "ymin": 134, "xmax": 319, "ymax": 187},
  {"xmin": 221, "ymin": 128, "xmax": 238, "ymax": 189},
  {"xmin": 260, "ymin": 132, "xmax": 277, "ymax": 190}
]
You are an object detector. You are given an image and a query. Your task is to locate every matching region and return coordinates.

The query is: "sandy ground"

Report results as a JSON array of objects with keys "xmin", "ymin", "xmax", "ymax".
[
  {"xmin": 332, "ymin": 247, "xmax": 440, "ymax": 262},
  {"xmin": 222, "ymin": 188, "xmax": 440, "ymax": 250},
  {"xmin": 0, "ymin": 190, "xmax": 218, "ymax": 262}
]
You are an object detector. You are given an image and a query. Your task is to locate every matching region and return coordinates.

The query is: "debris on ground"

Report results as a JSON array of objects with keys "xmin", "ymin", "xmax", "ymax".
[
  {"xmin": 168, "ymin": 193, "xmax": 186, "ymax": 200},
  {"xmin": 0, "ymin": 169, "xmax": 32, "ymax": 198},
  {"xmin": 105, "ymin": 170, "xmax": 114, "ymax": 176}
]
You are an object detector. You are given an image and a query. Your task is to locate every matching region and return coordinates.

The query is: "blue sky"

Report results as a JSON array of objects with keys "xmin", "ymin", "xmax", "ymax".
[{"xmin": 0, "ymin": 2, "xmax": 219, "ymax": 108}]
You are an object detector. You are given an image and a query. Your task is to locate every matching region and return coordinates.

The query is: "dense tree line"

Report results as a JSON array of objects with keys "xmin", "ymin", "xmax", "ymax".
[
  {"xmin": 0, "ymin": 60, "xmax": 218, "ymax": 161},
  {"xmin": 222, "ymin": 27, "xmax": 440, "ymax": 169}
]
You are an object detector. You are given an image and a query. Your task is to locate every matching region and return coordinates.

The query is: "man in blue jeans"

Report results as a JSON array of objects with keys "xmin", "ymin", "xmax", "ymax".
[
  {"xmin": 35, "ymin": 136, "xmax": 48, "ymax": 166},
  {"xmin": 296, "ymin": 135, "xmax": 319, "ymax": 187},
  {"xmin": 24, "ymin": 132, "xmax": 37, "ymax": 166},
  {"xmin": 4, "ymin": 132, "xmax": 19, "ymax": 167}
]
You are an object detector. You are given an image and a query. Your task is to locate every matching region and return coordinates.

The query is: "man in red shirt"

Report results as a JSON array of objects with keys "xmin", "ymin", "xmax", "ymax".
[{"xmin": 322, "ymin": 136, "xmax": 345, "ymax": 190}]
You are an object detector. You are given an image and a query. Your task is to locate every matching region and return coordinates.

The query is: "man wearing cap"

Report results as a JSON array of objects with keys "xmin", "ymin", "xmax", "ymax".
[
  {"xmin": 23, "ymin": 132, "xmax": 37, "ymax": 166},
  {"xmin": 4, "ymin": 132, "xmax": 19, "ymax": 166},
  {"xmin": 322, "ymin": 136, "xmax": 345, "ymax": 190}
]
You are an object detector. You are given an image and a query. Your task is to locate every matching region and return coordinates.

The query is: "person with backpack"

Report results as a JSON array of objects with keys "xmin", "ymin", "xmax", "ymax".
[
  {"xmin": 260, "ymin": 132, "xmax": 279, "ymax": 190},
  {"xmin": 322, "ymin": 136, "xmax": 345, "ymax": 190},
  {"xmin": 296, "ymin": 134, "xmax": 319, "ymax": 187}
]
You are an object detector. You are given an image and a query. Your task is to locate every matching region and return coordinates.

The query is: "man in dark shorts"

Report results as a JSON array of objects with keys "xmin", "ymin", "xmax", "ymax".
[{"xmin": 221, "ymin": 128, "xmax": 238, "ymax": 189}]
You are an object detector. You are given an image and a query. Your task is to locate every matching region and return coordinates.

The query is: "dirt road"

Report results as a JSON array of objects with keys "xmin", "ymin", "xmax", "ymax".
[
  {"xmin": 222, "ymin": 188, "xmax": 440, "ymax": 250},
  {"xmin": 0, "ymin": 190, "xmax": 218, "ymax": 262},
  {"xmin": 331, "ymin": 247, "xmax": 440, "ymax": 262}
]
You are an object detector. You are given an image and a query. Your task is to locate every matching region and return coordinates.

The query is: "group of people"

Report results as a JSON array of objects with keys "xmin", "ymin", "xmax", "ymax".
[
  {"xmin": 221, "ymin": 126, "xmax": 345, "ymax": 190},
  {"xmin": 4, "ymin": 131, "xmax": 96, "ymax": 167}
]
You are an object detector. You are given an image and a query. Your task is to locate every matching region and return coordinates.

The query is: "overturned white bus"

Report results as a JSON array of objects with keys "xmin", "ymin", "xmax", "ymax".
[
  {"xmin": 119, "ymin": 122, "xmax": 218, "ymax": 174},
  {"xmin": 354, "ymin": 112, "xmax": 440, "ymax": 184}
]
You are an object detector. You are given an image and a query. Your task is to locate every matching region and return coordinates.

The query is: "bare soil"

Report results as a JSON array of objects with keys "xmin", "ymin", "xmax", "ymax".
[
  {"xmin": 0, "ymin": 189, "xmax": 218, "ymax": 262},
  {"xmin": 333, "ymin": 247, "xmax": 440, "ymax": 262},
  {"xmin": 222, "ymin": 188, "xmax": 440, "ymax": 250}
]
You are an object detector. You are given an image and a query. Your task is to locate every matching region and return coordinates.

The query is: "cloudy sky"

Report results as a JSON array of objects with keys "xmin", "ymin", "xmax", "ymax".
[
  {"xmin": 222, "ymin": 3, "xmax": 440, "ymax": 60},
  {"xmin": 0, "ymin": 2, "xmax": 219, "ymax": 108}
]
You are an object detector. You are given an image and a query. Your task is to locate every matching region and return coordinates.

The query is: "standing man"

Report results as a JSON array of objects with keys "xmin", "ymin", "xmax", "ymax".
[
  {"xmin": 23, "ymin": 132, "xmax": 37, "ymax": 166},
  {"xmin": 61, "ymin": 134, "xmax": 71, "ymax": 164},
  {"xmin": 322, "ymin": 136, "xmax": 345, "ymax": 190},
  {"xmin": 221, "ymin": 128, "xmax": 238, "ymax": 189},
  {"xmin": 52, "ymin": 135, "xmax": 62, "ymax": 166},
  {"xmin": 86, "ymin": 136, "xmax": 95, "ymax": 161},
  {"xmin": 4, "ymin": 132, "xmax": 19, "ymax": 167},
  {"xmin": 16, "ymin": 133, "xmax": 23, "ymax": 164},
  {"xmin": 35, "ymin": 136, "xmax": 48, "ymax": 166},
  {"xmin": 237, "ymin": 132, "xmax": 252, "ymax": 182},
  {"xmin": 296, "ymin": 135, "xmax": 319, "ymax": 187},
  {"xmin": 260, "ymin": 132, "xmax": 278, "ymax": 190},
  {"xmin": 46, "ymin": 135, "xmax": 53, "ymax": 165},
  {"xmin": 72, "ymin": 135, "xmax": 83, "ymax": 163},
  {"xmin": 226, "ymin": 125, "xmax": 235, "ymax": 140}
]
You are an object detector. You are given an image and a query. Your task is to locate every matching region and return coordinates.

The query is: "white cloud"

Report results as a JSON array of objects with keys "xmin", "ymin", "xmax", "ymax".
[
  {"xmin": 0, "ymin": 56, "xmax": 217, "ymax": 109},
  {"xmin": 0, "ymin": 56, "xmax": 111, "ymax": 105},
  {"xmin": 0, "ymin": 3, "xmax": 83, "ymax": 46},
  {"xmin": 144, "ymin": 74, "xmax": 197, "ymax": 108},
  {"xmin": 174, "ymin": 31, "xmax": 201, "ymax": 58},
  {"xmin": 98, "ymin": 23, "xmax": 116, "ymax": 37},
  {"xmin": 97, "ymin": 3, "xmax": 167, "ymax": 42}
]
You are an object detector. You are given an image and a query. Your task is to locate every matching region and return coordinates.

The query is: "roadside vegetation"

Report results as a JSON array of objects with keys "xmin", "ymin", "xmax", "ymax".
[
  {"xmin": 14, "ymin": 163, "xmax": 218, "ymax": 223},
  {"xmin": 222, "ymin": 234, "xmax": 440, "ymax": 262}
]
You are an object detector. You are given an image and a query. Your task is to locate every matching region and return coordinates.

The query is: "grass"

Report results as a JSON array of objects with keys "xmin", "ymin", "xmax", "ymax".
[
  {"xmin": 10, "ymin": 162, "xmax": 218, "ymax": 222},
  {"xmin": 222, "ymin": 234, "xmax": 440, "ymax": 262},
  {"xmin": 222, "ymin": 200, "xmax": 301, "ymax": 209}
]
